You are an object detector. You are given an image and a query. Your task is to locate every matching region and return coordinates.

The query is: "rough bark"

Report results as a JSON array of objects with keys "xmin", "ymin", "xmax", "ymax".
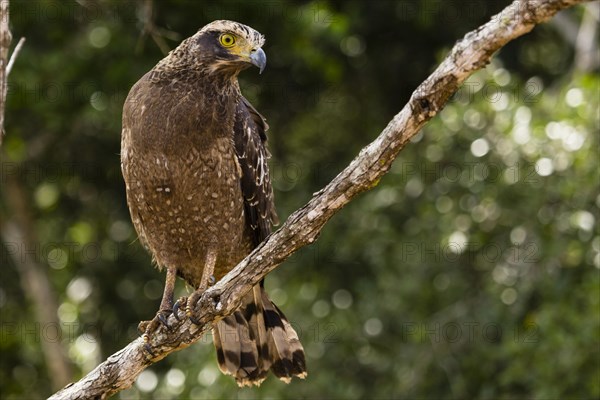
[{"xmin": 49, "ymin": 0, "xmax": 592, "ymax": 398}]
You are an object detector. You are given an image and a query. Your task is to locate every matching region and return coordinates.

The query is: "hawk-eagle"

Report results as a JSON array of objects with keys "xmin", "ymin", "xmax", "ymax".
[{"xmin": 121, "ymin": 20, "xmax": 306, "ymax": 387}]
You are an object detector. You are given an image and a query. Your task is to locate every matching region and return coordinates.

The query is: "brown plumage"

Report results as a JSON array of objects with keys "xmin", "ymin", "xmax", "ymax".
[{"xmin": 121, "ymin": 20, "xmax": 306, "ymax": 386}]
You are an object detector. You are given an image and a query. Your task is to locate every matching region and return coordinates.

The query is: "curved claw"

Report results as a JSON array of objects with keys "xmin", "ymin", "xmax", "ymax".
[
  {"xmin": 172, "ymin": 297, "xmax": 187, "ymax": 321},
  {"xmin": 142, "ymin": 337, "xmax": 156, "ymax": 358},
  {"xmin": 188, "ymin": 314, "xmax": 202, "ymax": 326},
  {"xmin": 157, "ymin": 311, "xmax": 170, "ymax": 328},
  {"xmin": 139, "ymin": 308, "xmax": 172, "ymax": 338},
  {"xmin": 185, "ymin": 290, "xmax": 204, "ymax": 325}
]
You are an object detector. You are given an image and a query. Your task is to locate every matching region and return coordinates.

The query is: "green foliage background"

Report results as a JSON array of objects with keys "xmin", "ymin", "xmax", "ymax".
[{"xmin": 1, "ymin": 1, "xmax": 598, "ymax": 399}]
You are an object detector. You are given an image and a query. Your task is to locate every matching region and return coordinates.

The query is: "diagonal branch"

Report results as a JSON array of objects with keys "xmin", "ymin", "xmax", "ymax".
[
  {"xmin": 48, "ymin": 0, "xmax": 592, "ymax": 398},
  {"xmin": 6, "ymin": 36, "xmax": 25, "ymax": 76}
]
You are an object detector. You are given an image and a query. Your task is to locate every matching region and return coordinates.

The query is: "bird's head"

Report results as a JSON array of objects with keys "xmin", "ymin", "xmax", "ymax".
[{"xmin": 180, "ymin": 20, "xmax": 266, "ymax": 76}]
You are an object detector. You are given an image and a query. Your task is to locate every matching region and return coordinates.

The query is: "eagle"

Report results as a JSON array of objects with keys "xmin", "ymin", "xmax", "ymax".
[{"xmin": 121, "ymin": 20, "xmax": 306, "ymax": 386}]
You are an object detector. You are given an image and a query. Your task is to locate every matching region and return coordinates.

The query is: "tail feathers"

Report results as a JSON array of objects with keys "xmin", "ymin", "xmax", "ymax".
[
  {"xmin": 213, "ymin": 285, "xmax": 306, "ymax": 387},
  {"xmin": 213, "ymin": 310, "xmax": 267, "ymax": 386},
  {"xmin": 261, "ymin": 290, "xmax": 307, "ymax": 382}
]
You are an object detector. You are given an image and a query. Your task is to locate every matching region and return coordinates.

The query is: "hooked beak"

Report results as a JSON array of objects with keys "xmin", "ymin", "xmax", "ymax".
[{"xmin": 249, "ymin": 48, "xmax": 267, "ymax": 74}]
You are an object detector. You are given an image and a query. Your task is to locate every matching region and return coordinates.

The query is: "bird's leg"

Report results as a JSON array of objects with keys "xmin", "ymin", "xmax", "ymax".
[
  {"xmin": 198, "ymin": 247, "xmax": 217, "ymax": 291},
  {"xmin": 157, "ymin": 265, "xmax": 178, "ymax": 324},
  {"xmin": 139, "ymin": 265, "xmax": 178, "ymax": 339},
  {"xmin": 172, "ymin": 277, "xmax": 216, "ymax": 320},
  {"xmin": 186, "ymin": 247, "xmax": 217, "ymax": 325}
]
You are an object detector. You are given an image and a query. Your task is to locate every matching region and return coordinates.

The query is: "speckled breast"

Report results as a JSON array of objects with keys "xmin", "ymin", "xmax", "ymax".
[
  {"xmin": 121, "ymin": 76, "xmax": 256, "ymax": 287},
  {"xmin": 122, "ymin": 135, "xmax": 253, "ymax": 288}
]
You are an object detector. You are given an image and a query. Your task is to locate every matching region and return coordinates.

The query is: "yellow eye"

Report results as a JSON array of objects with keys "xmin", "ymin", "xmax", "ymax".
[{"xmin": 219, "ymin": 33, "xmax": 236, "ymax": 48}]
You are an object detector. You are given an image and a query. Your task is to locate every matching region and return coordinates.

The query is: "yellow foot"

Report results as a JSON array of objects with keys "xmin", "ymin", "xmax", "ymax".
[{"xmin": 185, "ymin": 290, "xmax": 205, "ymax": 325}]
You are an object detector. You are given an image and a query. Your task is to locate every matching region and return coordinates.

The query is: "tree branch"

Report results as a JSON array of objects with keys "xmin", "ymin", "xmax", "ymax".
[
  {"xmin": 0, "ymin": 0, "xmax": 25, "ymax": 145},
  {"xmin": 6, "ymin": 35, "xmax": 24, "ymax": 76},
  {"xmin": 1, "ymin": 0, "xmax": 13, "ymax": 144},
  {"xmin": 49, "ymin": 0, "xmax": 591, "ymax": 398}
]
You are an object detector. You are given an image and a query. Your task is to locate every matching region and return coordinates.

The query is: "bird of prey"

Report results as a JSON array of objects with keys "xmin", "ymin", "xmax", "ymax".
[{"xmin": 121, "ymin": 20, "xmax": 306, "ymax": 386}]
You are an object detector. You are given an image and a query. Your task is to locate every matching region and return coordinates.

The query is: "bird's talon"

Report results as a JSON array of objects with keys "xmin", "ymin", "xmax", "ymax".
[
  {"xmin": 143, "ymin": 342, "xmax": 156, "ymax": 357},
  {"xmin": 173, "ymin": 297, "xmax": 187, "ymax": 321},
  {"xmin": 185, "ymin": 290, "xmax": 204, "ymax": 324},
  {"xmin": 189, "ymin": 314, "xmax": 202, "ymax": 325},
  {"xmin": 138, "ymin": 320, "xmax": 150, "ymax": 334},
  {"xmin": 185, "ymin": 303, "xmax": 201, "ymax": 325},
  {"xmin": 157, "ymin": 312, "xmax": 170, "ymax": 328}
]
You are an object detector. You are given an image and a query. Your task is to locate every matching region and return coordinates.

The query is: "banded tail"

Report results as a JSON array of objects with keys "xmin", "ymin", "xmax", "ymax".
[{"xmin": 213, "ymin": 285, "xmax": 307, "ymax": 386}]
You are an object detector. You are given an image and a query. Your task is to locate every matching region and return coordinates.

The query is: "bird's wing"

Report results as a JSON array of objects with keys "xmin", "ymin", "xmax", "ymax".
[{"xmin": 233, "ymin": 96, "xmax": 279, "ymax": 247}]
